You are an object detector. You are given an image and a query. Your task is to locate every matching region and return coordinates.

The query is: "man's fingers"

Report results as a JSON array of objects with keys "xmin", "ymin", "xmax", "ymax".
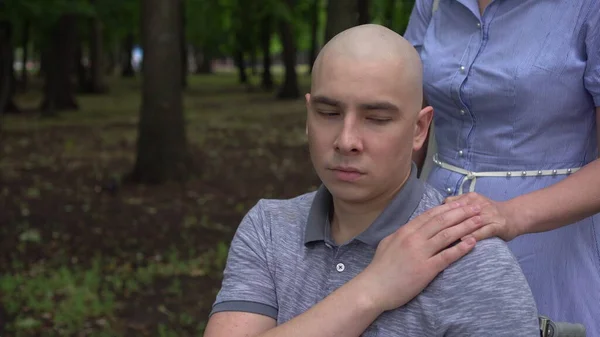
[
  {"xmin": 404, "ymin": 201, "xmax": 464, "ymax": 232},
  {"xmin": 421, "ymin": 204, "xmax": 481, "ymax": 239},
  {"xmin": 429, "ymin": 236, "xmax": 477, "ymax": 272},
  {"xmin": 428, "ymin": 215, "xmax": 483, "ymax": 255}
]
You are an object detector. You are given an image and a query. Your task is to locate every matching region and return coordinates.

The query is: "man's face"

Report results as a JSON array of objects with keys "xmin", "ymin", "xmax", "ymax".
[{"xmin": 306, "ymin": 56, "xmax": 430, "ymax": 204}]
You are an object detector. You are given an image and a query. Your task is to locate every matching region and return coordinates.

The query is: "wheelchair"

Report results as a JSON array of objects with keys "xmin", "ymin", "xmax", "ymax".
[{"xmin": 539, "ymin": 316, "xmax": 586, "ymax": 337}]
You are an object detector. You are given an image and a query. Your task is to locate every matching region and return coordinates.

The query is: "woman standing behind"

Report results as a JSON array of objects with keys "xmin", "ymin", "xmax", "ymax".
[{"xmin": 405, "ymin": 0, "xmax": 600, "ymax": 334}]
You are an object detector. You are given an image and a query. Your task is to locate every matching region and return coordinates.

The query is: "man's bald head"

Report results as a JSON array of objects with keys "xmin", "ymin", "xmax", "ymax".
[{"xmin": 311, "ymin": 24, "xmax": 424, "ymax": 114}]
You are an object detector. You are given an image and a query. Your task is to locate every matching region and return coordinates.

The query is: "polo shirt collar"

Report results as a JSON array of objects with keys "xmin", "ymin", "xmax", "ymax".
[{"xmin": 304, "ymin": 163, "xmax": 425, "ymax": 248}]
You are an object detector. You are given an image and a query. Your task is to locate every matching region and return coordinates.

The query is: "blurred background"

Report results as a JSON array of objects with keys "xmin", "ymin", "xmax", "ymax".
[{"xmin": 0, "ymin": 0, "xmax": 414, "ymax": 335}]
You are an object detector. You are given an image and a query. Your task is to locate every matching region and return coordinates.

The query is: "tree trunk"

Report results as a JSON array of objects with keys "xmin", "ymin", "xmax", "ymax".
[
  {"xmin": 121, "ymin": 34, "xmax": 135, "ymax": 77},
  {"xmin": 260, "ymin": 15, "xmax": 273, "ymax": 90},
  {"xmin": 130, "ymin": 0, "xmax": 190, "ymax": 184},
  {"xmin": 195, "ymin": 47, "xmax": 213, "ymax": 74},
  {"xmin": 76, "ymin": 43, "xmax": 88, "ymax": 92},
  {"xmin": 5, "ymin": 34, "xmax": 19, "ymax": 113},
  {"xmin": 180, "ymin": 0, "xmax": 187, "ymax": 88},
  {"xmin": 0, "ymin": 21, "xmax": 13, "ymax": 115},
  {"xmin": 40, "ymin": 14, "xmax": 79, "ymax": 115},
  {"xmin": 308, "ymin": 0, "xmax": 320, "ymax": 74},
  {"xmin": 88, "ymin": 1, "xmax": 108, "ymax": 94},
  {"xmin": 357, "ymin": 0, "xmax": 370, "ymax": 25},
  {"xmin": 20, "ymin": 20, "xmax": 29, "ymax": 91},
  {"xmin": 234, "ymin": 49, "xmax": 247, "ymax": 84},
  {"xmin": 324, "ymin": 0, "xmax": 358, "ymax": 43},
  {"xmin": 38, "ymin": 47, "xmax": 47, "ymax": 78},
  {"xmin": 277, "ymin": 0, "xmax": 299, "ymax": 100},
  {"xmin": 106, "ymin": 40, "xmax": 119, "ymax": 75},
  {"xmin": 250, "ymin": 49, "xmax": 258, "ymax": 76}
]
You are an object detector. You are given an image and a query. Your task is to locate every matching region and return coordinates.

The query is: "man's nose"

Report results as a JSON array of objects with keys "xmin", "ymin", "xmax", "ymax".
[{"xmin": 334, "ymin": 117, "xmax": 363, "ymax": 154}]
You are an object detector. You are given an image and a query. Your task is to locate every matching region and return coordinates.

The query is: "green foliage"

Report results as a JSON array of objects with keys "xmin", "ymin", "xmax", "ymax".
[
  {"xmin": 371, "ymin": 0, "xmax": 416, "ymax": 34},
  {"xmin": 0, "ymin": 248, "xmax": 229, "ymax": 336},
  {"xmin": 186, "ymin": 0, "xmax": 231, "ymax": 55},
  {"xmin": 96, "ymin": 0, "xmax": 140, "ymax": 47}
]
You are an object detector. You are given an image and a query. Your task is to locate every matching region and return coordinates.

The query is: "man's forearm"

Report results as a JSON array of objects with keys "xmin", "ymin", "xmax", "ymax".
[{"xmin": 258, "ymin": 273, "xmax": 383, "ymax": 337}]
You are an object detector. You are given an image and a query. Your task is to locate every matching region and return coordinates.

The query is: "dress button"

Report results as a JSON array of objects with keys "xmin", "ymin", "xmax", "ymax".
[
  {"xmin": 460, "ymin": 109, "xmax": 466, "ymax": 115},
  {"xmin": 460, "ymin": 66, "xmax": 466, "ymax": 73},
  {"xmin": 477, "ymin": 22, "xmax": 481, "ymax": 28},
  {"xmin": 458, "ymin": 150, "xmax": 464, "ymax": 156},
  {"xmin": 446, "ymin": 187, "xmax": 453, "ymax": 194},
  {"xmin": 336, "ymin": 263, "xmax": 345, "ymax": 272}
]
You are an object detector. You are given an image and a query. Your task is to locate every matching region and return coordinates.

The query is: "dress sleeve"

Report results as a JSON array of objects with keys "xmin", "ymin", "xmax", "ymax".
[{"xmin": 584, "ymin": 0, "xmax": 600, "ymax": 106}]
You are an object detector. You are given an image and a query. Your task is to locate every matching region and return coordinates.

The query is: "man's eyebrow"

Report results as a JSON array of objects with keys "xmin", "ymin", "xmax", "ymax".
[
  {"xmin": 311, "ymin": 95, "xmax": 341, "ymax": 107},
  {"xmin": 359, "ymin": 101, "xmax": 400, "ymax": 112},
  {"xmin": 311, "ymin": 96, "xmax": 401, "ymax": 113}
]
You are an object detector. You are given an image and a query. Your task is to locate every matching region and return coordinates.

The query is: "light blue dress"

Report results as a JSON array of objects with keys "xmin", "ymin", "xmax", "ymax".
[{"xmin": 405, "ymin": 0, "xmax": 600, "ymax": 334}]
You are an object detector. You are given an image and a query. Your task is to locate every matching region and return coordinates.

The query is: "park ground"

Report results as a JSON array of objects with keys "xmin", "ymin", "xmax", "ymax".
[{"xmin": 0, "ymin": 70, "xmax": 321, "ymax": 336}]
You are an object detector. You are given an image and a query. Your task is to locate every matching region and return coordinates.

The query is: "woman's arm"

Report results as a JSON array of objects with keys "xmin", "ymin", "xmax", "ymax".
[
  {"xmin": 450, "ymin": 108, "xmax": 600, "ymax": 241},
  {"xmin": 511, "ymin": 107, "xmax": 600, "ymax": 234}
]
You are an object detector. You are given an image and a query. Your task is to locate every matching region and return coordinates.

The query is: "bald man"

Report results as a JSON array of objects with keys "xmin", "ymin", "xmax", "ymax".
[{"xmin": 204, "ymin": 24, "xmax": 539, "ymax": 337}]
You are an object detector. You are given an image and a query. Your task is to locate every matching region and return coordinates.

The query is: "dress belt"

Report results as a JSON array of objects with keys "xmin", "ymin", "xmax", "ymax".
[{"xmin": 431, "ymin": 154, "xmax": 582, "ymax": 195}]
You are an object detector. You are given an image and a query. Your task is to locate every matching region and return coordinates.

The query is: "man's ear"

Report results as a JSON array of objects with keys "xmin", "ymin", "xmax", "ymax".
[
  {"xmin": 305, "ymin": 93, "xmax": 311, "ymax": 135},
  {"xmin": 413, "ymin": 105, "xmax": 434, "ymax": 151}
]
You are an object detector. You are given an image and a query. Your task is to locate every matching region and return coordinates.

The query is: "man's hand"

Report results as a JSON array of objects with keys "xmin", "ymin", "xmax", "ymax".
[
  {"xmin": 444, "ymin": 192, "xmax": 522, "ymax": 242},
  {"xmin": 356, "ymin": 201, "xmax": 483, "ymax": 312}
]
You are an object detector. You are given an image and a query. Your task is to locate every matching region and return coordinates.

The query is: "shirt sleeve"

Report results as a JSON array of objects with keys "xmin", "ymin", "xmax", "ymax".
[
  {"xmin": 209, "ymin": 200, "xmax": 278, "ymax": 319},
  {"xmin": 584, "ymin": 0, "xmax": 600, "ymax": 107},
  {"xmin": 432, "ymin": 238, "xmax": 540, "ymax": 336},
  {"xmin": 403, "ymin": 0, "xmax": 435, "ymax": 53}
]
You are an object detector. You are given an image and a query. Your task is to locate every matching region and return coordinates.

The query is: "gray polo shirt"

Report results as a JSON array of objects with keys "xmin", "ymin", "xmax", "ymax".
[{"xmin": 210, "ymin": 167, "xmax": 540, "ymax": 336}]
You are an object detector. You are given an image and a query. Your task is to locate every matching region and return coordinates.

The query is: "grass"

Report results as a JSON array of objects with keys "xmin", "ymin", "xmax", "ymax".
[{"xmin": 0, "ymin": 68, "xmax": 320, "ymax": 336}]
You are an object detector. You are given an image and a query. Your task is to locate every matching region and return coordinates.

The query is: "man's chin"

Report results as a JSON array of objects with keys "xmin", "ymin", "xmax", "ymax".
[{"xmin": 323, "ymin": 181, "xmax": 371, "ymax": 203}]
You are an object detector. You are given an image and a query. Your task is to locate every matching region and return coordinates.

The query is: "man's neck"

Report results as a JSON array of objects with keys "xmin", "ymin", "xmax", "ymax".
[{"xmin": 330, "ymin": 174, "xmax": 410, "ymax": 245}]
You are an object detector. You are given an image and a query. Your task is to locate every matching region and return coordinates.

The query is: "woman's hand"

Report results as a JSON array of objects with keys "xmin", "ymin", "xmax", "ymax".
[{"xmin": 444, "ymin": 192, "xmax": 523, "ymax": 242}]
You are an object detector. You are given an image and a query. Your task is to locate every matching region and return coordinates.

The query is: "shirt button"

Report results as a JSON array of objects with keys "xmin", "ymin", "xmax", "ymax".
[
  {"xmin": 458, "ymin": 150, "xmax": 464, "ymax": 156},
  {"xmin": 336, "ymin": 263, "xmax": 345, "ymax": 272}
]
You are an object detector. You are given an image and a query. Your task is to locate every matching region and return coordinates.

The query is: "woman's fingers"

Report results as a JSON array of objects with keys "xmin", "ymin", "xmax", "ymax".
[
  {"xmin": 420, "ymin": 204, "xmax": 482, "ymax": 239},
  {"xmin": 402, "ymin": 200, "xmax": 465, "ymax": 233},
  {"xmin": 427, "ymin": 215, "xmax": 483, "ymax": 255}
]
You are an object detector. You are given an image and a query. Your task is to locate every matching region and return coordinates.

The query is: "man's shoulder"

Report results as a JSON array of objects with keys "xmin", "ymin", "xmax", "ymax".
[
  {"xmin": 425, "ymin": 236, "xmax": 539, "ymax": 334},
  {"xmin": 450, "ymin": 237, "xmax": 518, "ymax": 271},
  {"xmin": 410, "ymin": 183, "xmax": 445, "ymax": 220},
  {"xmin": 435, "ymin": 236, "xmax": 531, "ymax": 299},
  {"xmin": 249, "ymin": 190, "xmax": 317, "ymax": 221}
]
